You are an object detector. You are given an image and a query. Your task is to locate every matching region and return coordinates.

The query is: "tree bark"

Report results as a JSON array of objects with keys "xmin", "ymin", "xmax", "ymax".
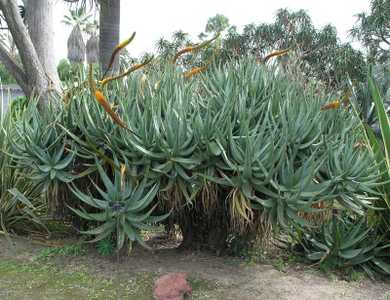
[
  {"xmin": 25, "ymin": 0, "xmax": 61, "ymax": 89},
  {"xmin": 99, "ymin": 0, "xmax": 120, "ymax": 73},
  {"xmin": 0, "ymin": 0, "xmax": 59, "ymax": 105}
]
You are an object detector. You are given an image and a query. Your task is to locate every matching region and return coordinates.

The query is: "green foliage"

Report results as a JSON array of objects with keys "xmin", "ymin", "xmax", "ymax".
[
  {"xmin": 8, "ymin": 96, "xmax": 28, "ymax": 121},
  {"xmin": 157, "ymin": 9, "xmax": 366, "ymax": 89},
  {"xmin": 0, "ymin": 63, "xmax": 16, "ymax": 84},
  {"xmin": 0, "ymin": 102, "xmax": 45, "ymax": 234},
  {"xmin": 8, "ymin": 104, "xmax": 76, "ymax": 189},
  {"xmin": 297, "ymin": 215, "xmax": 390, "ymax": 278},
  {"xmin": 351, "ymin": 63, "xmax": 390, "ymax": 128},
  {"xmin": 360, "ymin": 70, "xmax": 390, "ymax": 237},
  {"xmin": 351, "ymin": 0, "xmax": 390, "ymax": 62},
  {"xmin": 36, "ymin": 244, "xmax": 87, "ymax": 260},
  {"xmin": 205, "ymin": 14, "xmax": 230, "ymax": 34},
  {"xmin": 57, "ymin": 59, "xmax": 83, "ymax": 82},
  {"xmin": 0, "ymin": 53, "xmax": 386, "ymax": 279},
  {"xmin": 57, "ymin": 59, "xmax": 380, "ymax": 251},
  {"xmin": 96, "ymin": 237, "xmax": 115, "ymax": 256},
  {"xmin": 69, "ymin": 159, "xmax": 169, "ymax": 251}
]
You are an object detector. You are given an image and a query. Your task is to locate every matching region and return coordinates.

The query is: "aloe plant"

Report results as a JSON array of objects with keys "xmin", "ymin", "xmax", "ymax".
[
  {"xmin": 0, "ymin": 101, "xmax": 45, "ymax": 234},
  {"xmin": 363, "ymin": 74, "xmax": 390, "ymax": 235},
  {"xmin": 299, "ymin": 215, "xmax": 390, "ymax": 278},
  {"xmin": 69, "ymin": 159, "xmax": 169, "ymax": 251},
  {"xmin": 54, "ymin": 58, "xmax": 382, "ymax": 250}
]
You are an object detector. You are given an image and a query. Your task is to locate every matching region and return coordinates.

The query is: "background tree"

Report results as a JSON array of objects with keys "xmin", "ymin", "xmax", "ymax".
[
  {"xmin": 204, "ymin": 14, "xmax": 230, "ymax": 35},
  {"xmin": 0, "ymin": 0, "xmax": 60, "ymax": 104},
  {"xmin": 154, "ymin": 10, "xmax": 366, "ymax": 89},
  {"xmin": 23, "ymin": 0, "xmax": 60, "ymax": 87},
  {"xmin": 351, "ymin": 0, "xmax": 390, "ymax": 63},
  {"xmin": 99, "ymin": 0, "xmax": 120, "ymax": 72},
  {"xmin": 219, "ymin": 9, "xmax": 366, "ymax": 88}
]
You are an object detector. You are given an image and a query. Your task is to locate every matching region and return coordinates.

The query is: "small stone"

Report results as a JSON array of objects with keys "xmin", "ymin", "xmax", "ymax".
[{"xmin": 153, "ymin": 272, "xmax": 192, "ymax": 300}]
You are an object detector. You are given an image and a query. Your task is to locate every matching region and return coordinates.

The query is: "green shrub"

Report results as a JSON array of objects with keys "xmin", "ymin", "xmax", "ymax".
[
  {"xmin": 4, "ymin": 58, "xmax": 384, "ymax": 265},
  {"xmin": 296, "ymin": 214, "xmax": 389, "ymax": 278}
]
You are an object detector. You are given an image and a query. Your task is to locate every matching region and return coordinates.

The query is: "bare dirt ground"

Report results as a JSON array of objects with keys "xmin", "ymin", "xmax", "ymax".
[{"xmin": 0, "ymin": 235, "xmax": 389, "ymax": 300}]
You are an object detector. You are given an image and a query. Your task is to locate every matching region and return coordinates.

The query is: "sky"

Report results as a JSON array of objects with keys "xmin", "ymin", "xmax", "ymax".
[{"xmin": 53, "ymin": 0, "xmax": 370, "ymax": 62}]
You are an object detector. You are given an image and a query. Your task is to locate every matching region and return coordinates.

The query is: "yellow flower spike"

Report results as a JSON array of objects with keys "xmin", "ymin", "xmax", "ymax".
[
  {"xmin": 183, "ymin": 66, "xmax": 208, "ymax": 79},
  {"xmin": 94, "ymin": 90, "xmax": 127, "ymax": 128},
  {"xmin": 172, "ymin": 32, "xmax": 220, "ymax": 64},
  {"xmin": 320, "ymin": 100, "xmax": 341, "ymax": 111},
  {"xmin": 263, "ymin": 48, "xmax": 291, "ymax": 63},
  {"xmin": 100, "ymin": 56, "xmax": 154, "ymax": 87},
  {"xmin": 102, "ymin": 32, "xmax": 136, "ymax": 79}
]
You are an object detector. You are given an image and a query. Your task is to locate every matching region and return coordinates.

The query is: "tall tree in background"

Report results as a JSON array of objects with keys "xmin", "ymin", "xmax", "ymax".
[
  {"xmin": 99, "ymin": 0, "xmax": 120, "ymax": 72},
  {"xmin": 351, "ymin": 0, "xmax": 390, "ymax": 63},
  {"xmin": 204, "ymin": 10, "xmax": 365, "ymax": 88},
  {"xmin": 24, "ymin": 0, "xmax": 60, "ymax": 87},
  {"xmin": 0, "ymin": 0, "xmax": 60, "ymax": 104}
]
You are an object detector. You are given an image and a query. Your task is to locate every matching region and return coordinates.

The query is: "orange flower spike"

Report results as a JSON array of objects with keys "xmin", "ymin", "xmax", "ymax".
[
  {"xmin": 172, "ymin": 32, "xmax": 220, "ymax": 64},
  {"xmin": 102, "ymin": 32, "xmax": 136, "ymax": 79},
  {"xmin": 172, "ymin": 46, "xmax": 195, "ymax": 64},
  {"xmin": 320, "ymin": 100, "xmax": 341, "ymax": 111},
  {"xmin": 263, "ymin": 48, "xmax": 291, "ymax": 63},
  {"xmin": 94, "ymin": 90, "xmax": 127, "ymax": 128},
  {"xmin": 183, "ymin": 66, "xmax": 207, "ymax": 79}
]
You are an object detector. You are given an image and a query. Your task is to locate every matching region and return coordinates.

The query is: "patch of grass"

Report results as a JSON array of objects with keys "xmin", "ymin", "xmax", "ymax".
[
  {"xmin": 189, "ymin": 276, "xmax": 221, "ymax": 298},
  {"xmin": 0, "ymin": 259, "xmax": 120, "ymax": 299},
  {"xmin": 0, "ymin": 258, "xmax": 224, "ymax": 300},
  {"xmin": 35, "ymin": 243, "xmax": 87, "ymax": 260}
]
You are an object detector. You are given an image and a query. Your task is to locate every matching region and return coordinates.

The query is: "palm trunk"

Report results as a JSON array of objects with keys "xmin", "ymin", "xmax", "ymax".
[{"xmin": 99, "ymin": 0, "xmax": 120, "ymax": 74}]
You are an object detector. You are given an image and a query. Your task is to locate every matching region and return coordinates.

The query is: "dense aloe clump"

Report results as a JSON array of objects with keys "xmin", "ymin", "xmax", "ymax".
[
  {"xmin": 0, "ymin": 99, "xmax": 45, "ymax": 234},
  {"xmin": 1, "ymin": 57, "xmax": 387, "ymax": 276},
  {"xmin": 65, "ymin": 61, "xmax": 381, "ymax": 243}
]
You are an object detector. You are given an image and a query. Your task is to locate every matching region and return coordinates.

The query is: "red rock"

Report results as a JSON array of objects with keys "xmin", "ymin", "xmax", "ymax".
[{"xmin": 153, "ymin": 272, "xmax": 192, "ymax": 300}]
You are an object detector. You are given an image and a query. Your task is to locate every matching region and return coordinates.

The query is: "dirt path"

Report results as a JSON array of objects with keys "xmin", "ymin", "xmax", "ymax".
[{"xmin": 0, "ymin": 236, "xmax": 389, "ymax": 300}]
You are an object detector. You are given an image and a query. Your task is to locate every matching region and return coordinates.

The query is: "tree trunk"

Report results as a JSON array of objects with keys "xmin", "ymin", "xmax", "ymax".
[
  {"xmin": 25, "ymin": 0, "xmax": 61, "ymax": 90},
  {"xmin": 0, "ymin": 0, "xmax": 60, "ymax": 105},
  {"xmin": 99, "ymin": 0, "xmax": 120, "ymax": 74}
]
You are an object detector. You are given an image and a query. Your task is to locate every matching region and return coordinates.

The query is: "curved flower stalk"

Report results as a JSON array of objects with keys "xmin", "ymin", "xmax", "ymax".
[
  {"xmin": 172, "ymin": 32, "xmax": 220, "ymax": 64},
  {"xmin": 263, "ymin": 48, "xmax": 291, "ymax": 63},
  {"xmin": 100, "ymin": 56, "xmax": 154, "ymax": 87},
  {"xmin": 84, "ymin": 34, "xmax": 152, "ymax": 133},
  {"xmin": 102, "ymin": 32, "xmax": 136, "ymax": 79},
  {"xmin": 183, "ymin": 66, "xmax": 208, "ymax": 79}
]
